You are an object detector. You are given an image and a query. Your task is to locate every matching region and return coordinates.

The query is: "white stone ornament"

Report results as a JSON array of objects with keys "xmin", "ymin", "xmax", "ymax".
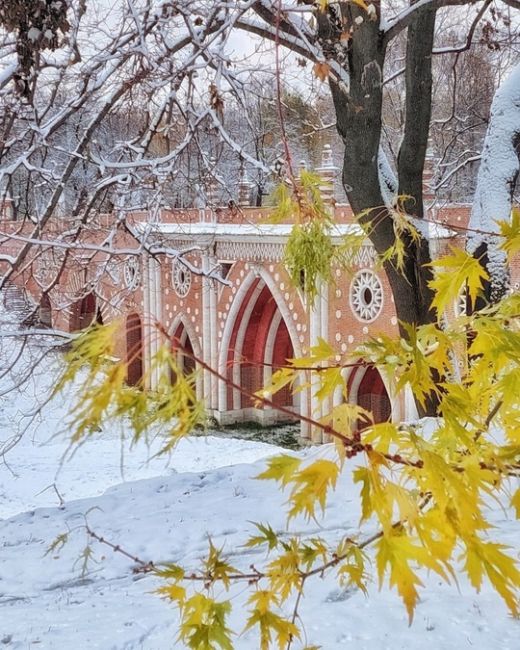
[
  {"xmin": 454, "ymin": 285, "xmax": 468, "ymax": 317},
  {"xmin": 107, "ymin": 259, "xmax": 121, "ymax": 284},
  {"xmin": 172, "ymin": 259, "xmax": 192, "ymax": 297},
  {"xmin": 124, "ymin": 256, "xmax": 140, "ymax": 290},
  {"xmin": 350, "ymin": 270, "xmax": 383, "ymax": 322}
]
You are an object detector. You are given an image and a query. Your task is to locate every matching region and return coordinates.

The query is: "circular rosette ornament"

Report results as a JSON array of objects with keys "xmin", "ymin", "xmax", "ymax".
[
  {"xmin": 172, "ymin": 259, "xmax": 192, "ymax": 297},
  {"xmin": 349, "ymin": 270, "xmax": 383, "ymax": 322},
  {"xmin": 124, "ymin": 256, "xmax": 141, "ymax": 291}
]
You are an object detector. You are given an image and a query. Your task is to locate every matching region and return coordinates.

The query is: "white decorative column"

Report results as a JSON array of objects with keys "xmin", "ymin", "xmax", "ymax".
[
  {"xmin": 201, "ymin": 254, "xmax": 213, "ymax": 407},
  {"xmin": 309, "ymin": 283, "xmax": 323, "ymax": 443},
  {"xmin": 321, "ymin": 280, "xmax": 331, "ymax": 438},
  {"xmin": 142, "ymin": 253, "xmax": 162, "ymax": 390},
  {"xmin": 209, "ymin": 259, "xmax": 219, "ymax": 410},
  {"xmin": 149, "ymin": 255, "xmax": 163, "ymax": 389},
  {"xmin": 307, "ymin": 278, "xmax": 330, "ymax": 442},
  {"xmin": 305, "ymin": 146, "xmax": 338, "ymax": 441},
  {"xmin": 403, "ymin": 384, "xmax": 419, "ymax": 422},
  {"xmin": 142, "ymin": 253, "xmax": 152, "ymax": 389}
]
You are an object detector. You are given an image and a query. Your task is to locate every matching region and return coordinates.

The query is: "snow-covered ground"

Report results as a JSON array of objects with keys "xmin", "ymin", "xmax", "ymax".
[{"xmin": 1, "ymin": 333, "xmax": 519, "ymax": 648}]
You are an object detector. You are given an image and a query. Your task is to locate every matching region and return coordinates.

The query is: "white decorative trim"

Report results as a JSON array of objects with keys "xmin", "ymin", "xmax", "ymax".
[
  {"xmin": 124, "ymin": 256, "xmax": 141, "ymax": 290},
  {"xmin": 217, "ymin": 241, "xmax": 284, "ymax": 263},
  {"xmin": 62, "ymin": 270, "xmax": 87, "ymax": 300},
  {"xmin": 454, "ymin": 285, "xmax": 468, "ymax": 317},
  {"xmin": 347, "ymin": 364, "xmax": 395, "ymax": 422},
  {"xmin": 353, "ymin": 244, "xmax": 377, "ymax": 268},
  {"xmin": 264, "ymin": 311, "xmax": 283, "ymax": 389},
  {"xmin": 168, "ymin": 314, "xmax": 202, "ymax": 356},
  {"xmin": 232, "ymin": 282, "xmax": 264, "ymax": 409},
  {"xmin": 349, "ymin": 270, "xmax": 383, "ymax": 322},
  {"xmin": 106, "ymin": 259, "xmax": 121, "ymax": 284},
  {"xmin": 172, "ymin": 260, "xmax": 192, "ymax": 297}
]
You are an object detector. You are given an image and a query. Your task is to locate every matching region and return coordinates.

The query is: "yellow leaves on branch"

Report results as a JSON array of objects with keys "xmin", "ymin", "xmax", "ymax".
[
  {"xmin": 178, "ymin": 593, "xmax": 234, "ymax": 650},
  {"xmin": 498, "ymin": 207, "xmax": 520, "ymax": 259},
  {"xmin": 286, "ymin": 459, "xmax": 340, "ymax": 521},
  {"xmin": 244, "ymin": 591, "xmax": 299, "ymax": 650},
  {"xmin": 259, "ymin": 455, "xmax": 339, "ymax": 522},
  {"xmin": 157, "ymin": 548, "xmax": 238, "ymax": 649},
  {"xmin": 256, "ymin": 454, "xmax": 302, "ymax": 487},
  {"xmin": 56, "ymin": 322, "xmax": 205, "ymax": 452},
  {"xmin": 378, "ymin": 202, "xmax": 423, "ymax": 273},
  {"xmin": 336, "ymin": 543, "xmax": 369, "ymax": 595},
  {"xmin": 271, "ymin": 172, "xmax": 350, "ymax": 303},
  {"xmin": 60, "ymin": 234, "xmax": 520, "ymax": 641},
  {"xmin": 284, "ymin": 219, "xmax": 336, "ymax": 304},
  {"xmin": 511, "ymin": 489, "xmax": 520, "ymax": 518},
  {"xmin": 244, "ymin": 522, "xmax": 279, "ymax": 551},
  {"xmin": 354, "ymin": 451, "xmax": 419, "ymax": 533},
  {"xmin": 463, "ymin": 538, "xmax": 520, "ymax": 617},
  {"xmin": 255, "ymin": 367, "xmax": 296, "ymax": 405},
  {"xmin": 428, "ymin": 247, "xmax": 489, "ymax": 318},
  {"xmin": 223, "ymin": 272, "xmax": 520, "ymax": 629},
  {"xmin": 376, "ymin": 531, "xmax": 448, "ymax": 623},
  {"xmin": 204, "ymin": 540, "xmax": 240, "ymax": 590}
]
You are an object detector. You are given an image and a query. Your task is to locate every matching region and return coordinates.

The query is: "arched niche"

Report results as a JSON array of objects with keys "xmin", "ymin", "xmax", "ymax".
[{"xmin": 126, "ymin": 312, "xmax": 143, "ymax": 386}]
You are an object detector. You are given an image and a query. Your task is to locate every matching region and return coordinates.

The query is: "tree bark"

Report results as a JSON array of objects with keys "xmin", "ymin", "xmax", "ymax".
[
  {"xmin": 396, "ymin": 2, "xmax": 438, "ymax": 326},
  {"xmin": 324, "ymin": 2, "xmax": 440, "ymax": 414}
]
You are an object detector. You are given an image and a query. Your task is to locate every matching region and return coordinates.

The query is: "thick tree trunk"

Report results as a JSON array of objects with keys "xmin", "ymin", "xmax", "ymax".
[
  {"xmin": 397, "ymin": 4, "xmax": 438, "ymax": 325},
  {"xmin": 325, "ymin": 2, "xmax": 440, "ymax": 415}
]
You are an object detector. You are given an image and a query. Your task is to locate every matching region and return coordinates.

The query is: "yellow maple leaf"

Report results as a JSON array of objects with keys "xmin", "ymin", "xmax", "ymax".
[
  {"xmin": 256, "ymin": 455, "xmax": 301, "ymax": 487},
  {"xmin": 428, "ymin": 248, "xmax": 488, "ymax": 318},
  {"xmin": 511, "ymin": 489, "xmax": 520, "ymax": 518},
  {"xmin": 499, "ymin": 208, "xmax": 520, "ymax": 259}
]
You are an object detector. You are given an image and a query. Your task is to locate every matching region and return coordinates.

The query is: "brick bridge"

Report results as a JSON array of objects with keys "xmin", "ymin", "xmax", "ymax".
[{"xmin": 0, "ymin": 149, "xmax": 501, "ymax": 442}]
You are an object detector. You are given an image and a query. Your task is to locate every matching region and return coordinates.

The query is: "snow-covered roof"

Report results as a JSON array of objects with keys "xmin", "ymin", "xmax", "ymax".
[
  {"xmin": 137, "ymin": 219, "xmax": 455, "ymax": 243},
  {"xmin": 136, "ymin": 221, "xmax": 363, "ymax": 240}
]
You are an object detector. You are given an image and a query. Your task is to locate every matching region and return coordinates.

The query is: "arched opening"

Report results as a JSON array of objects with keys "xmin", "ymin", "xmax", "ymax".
[
  {"xmin": 38, "ymin": 294, "xmax": 52, "ymax": 328},
  {"xmin": 171, "ymin": 322, "xmax": 196, "ymax": 379},
  {"xmin": 70, "ymin": 292, "xmax": 101, "ymax": 331},
  {"xmin": 126, "ymin": 313, "xmax": 143, "ymax": 387},
  {"xmin": 349, "ymin": 364, "xmax": 392, "ymax": 426},
  {"xmin": 226, "ymin": 278, "xmax": 295, "ymax": 419}
]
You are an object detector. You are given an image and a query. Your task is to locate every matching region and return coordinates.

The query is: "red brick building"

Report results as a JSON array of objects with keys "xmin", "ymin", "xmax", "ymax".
[{"xmin": 1, "ymin": 148, "xmax": 517, "ymax": 442}]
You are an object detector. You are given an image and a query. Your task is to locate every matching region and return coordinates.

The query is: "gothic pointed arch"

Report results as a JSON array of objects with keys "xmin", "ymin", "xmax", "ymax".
[
  {"xmin": 168, "ymin": 316, "xmax": 203, "ymax": 400},
  {"xmin": 347, "ymin": 364, "xmax": 392, "ymax": 426},
  {"xmin": 38, "ymin": 293, "xmax": 52, "ymax": 328},
  {"xmin": 70, "ymin": 292, "xmax": 101, "ymax": 331},
  {"xmin": 218, "ymin": 268, "xmax": 302, "ymax": 383},
  {"xmin": 218, "ymin": 269, "xmax": 302, "ymax": 421},
  {"xmin": 168, "ymin": 315, "xmax": 202, "ymax": 374},
  {"xmin": 126, "ymin": 312, "xmax": 143, "ymax": 387},
  {"xmin": 171, "ymin": 321, "xmax": 196, "ymax": 377}
]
